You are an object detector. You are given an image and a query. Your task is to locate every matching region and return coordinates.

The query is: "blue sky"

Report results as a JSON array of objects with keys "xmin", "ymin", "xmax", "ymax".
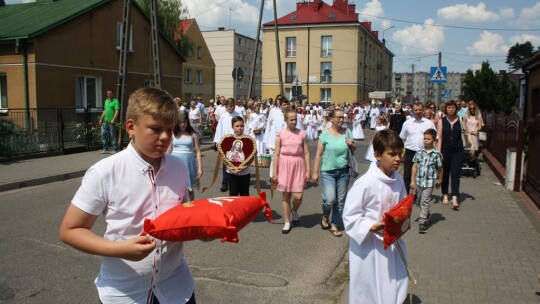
[{"xmin": 6, "ymin": 0, "xmax": 540, "ymax": 73}]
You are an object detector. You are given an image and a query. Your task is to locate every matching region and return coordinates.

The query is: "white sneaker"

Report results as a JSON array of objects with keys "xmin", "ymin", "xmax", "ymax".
[{"xmin": 100, "ymin": 150, "xmax": 108, "ymax": 154}]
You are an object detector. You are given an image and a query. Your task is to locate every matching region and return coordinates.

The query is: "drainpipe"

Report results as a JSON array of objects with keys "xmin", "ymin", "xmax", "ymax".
[
  {"xmin": 19, "ymin": 39, "xmax": 31, "ymax": 131},
  {"xmin": 307, "ymin": 27, "xmax": 310, "ymax": 104},
  {"xmin": 363, "ymin": 31, "xmax": 367, "ymax": 101}
]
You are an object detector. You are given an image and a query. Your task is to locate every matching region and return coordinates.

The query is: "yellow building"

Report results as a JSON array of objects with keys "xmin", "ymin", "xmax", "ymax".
[
  {"xmin": 262, "ymin": 0, "xmax": 393, "ymax": 104},
  {"xmin": 178, "ymin": 19, "xmax": 216, "ymax": 104}
]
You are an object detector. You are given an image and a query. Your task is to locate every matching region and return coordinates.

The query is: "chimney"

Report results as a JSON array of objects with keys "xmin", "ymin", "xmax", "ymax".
[{"xmin": 218, "ymin": 27, "xmax": 225, "ymax": 31}]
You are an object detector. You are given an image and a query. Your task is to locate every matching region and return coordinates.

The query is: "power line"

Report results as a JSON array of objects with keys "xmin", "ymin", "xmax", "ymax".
[{"xmin": 357, "ymin": 12, "xmax": 540, "ymax": 32}]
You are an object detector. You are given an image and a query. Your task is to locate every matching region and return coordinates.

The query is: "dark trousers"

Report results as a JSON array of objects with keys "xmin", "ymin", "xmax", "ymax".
[
  {"xmin": 221, "ymin": 164, "xmax": 229, "ymax": 189},
  {"xmin": 403, "ymin": 149, "xmax": 416, "ymax": 194},
  {"xmin": 441, "ymin": 149, "xmax": 464, "ymax": 198},
  {"xmin": 229, "ymin": 173, "xmax": 251, "ymax": 196}
]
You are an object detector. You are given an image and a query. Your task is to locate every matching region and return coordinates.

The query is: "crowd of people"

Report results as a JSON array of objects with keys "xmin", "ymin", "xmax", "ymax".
[{"xmin": 70, "ymin": 87, "xmax": 485, "ymax": 304}]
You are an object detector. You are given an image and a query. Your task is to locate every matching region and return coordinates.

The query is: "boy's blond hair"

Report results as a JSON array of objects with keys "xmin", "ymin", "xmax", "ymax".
[{"xmin": 126, "ymin": 88, "xmax": 179, "ymax": 125}]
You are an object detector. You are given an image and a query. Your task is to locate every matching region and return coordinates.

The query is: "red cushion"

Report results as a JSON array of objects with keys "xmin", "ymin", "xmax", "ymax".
[
  {"xmin": 142, "ymin": 192, "xmax": 273, "ymax": 243},
  {"xmin": 383, "ymin": 194, "xmax": 414, "ymax": 249}
]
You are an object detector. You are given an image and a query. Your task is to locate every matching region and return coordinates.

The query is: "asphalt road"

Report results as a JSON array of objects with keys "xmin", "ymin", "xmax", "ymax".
[{"xmin": 0, "ymin": 138, "xmax": 368, "ymax": 304}]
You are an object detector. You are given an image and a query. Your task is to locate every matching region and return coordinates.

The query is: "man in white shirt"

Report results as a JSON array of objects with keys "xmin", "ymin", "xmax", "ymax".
[
  {"xmin": 263, "ymin": 98, "xmax": 290, "ymax": 178},
  {"xmin": 234, "ymin": 98, "xmax": 246, "ymax": 119},
  {"xmin": 399, "ymin": 102, "xmax": 436, "ymax": 194}
]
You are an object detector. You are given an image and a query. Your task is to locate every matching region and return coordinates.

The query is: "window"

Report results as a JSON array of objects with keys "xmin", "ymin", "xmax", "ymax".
[
  {"xmin": 187, "ymin": 46, "xmax": 193, "ymax": 57},
  {"xmin": 144, "ymin": 80, "xmax": 156, "ymax": 88},
  {"xmin": 285, "ymin": 62, "xmax": 296, "ymax": 83},
  {"xmin": 286, "ymin": 37, "xmax": 296, "ymax": 57},
  {"xmin": 320, "ymin": 62, "xmax": 332, "ymax": 83},
  {"xmin": 321, "ymin": 36, "xmax": 332, "ymax": 57},
  {"xmin": 196, "ymin": 70, "xmax": 203, "ymax": 84},
  {"xmin": 185, "ymin": 68, "xmax": 192, "ymax": 83},
  {"xmin": 0, "ymin": 75, "xmax": 7, "ymax": 111},
  {"xmin": 197, "ymin": 46, "xmax": 202, "ymax": 59},
  {"xmin": 320, "ymin": 88, "xmax": 331, "ymax": 102},
  {"xmin": 285, "ymin": 88, "xmax": 292, "ymax": 100},
  {"xmin": 75, "ymin": 76, "xmax": 102, "ymax": 109},
  {"xmin": 116, "ymin": 22, "xmax": 133, "ymax": 52}
]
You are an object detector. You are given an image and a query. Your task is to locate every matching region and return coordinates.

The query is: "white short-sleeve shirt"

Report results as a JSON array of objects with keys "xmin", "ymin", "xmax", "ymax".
[{"xmin": 72, "ymin": 144, "xmax": 195, "ymax": 304}]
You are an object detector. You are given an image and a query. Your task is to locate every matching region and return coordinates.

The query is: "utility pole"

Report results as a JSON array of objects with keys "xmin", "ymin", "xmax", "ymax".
[
  {"xmin": 437, "ymin": 52, "xmax": 441, "ymax": 107},
  {"xmin": 272, "ymin": 0, "xmax": 284, "ymax": 95},
  {"xmin": 410, "ymin": 63, "xmax": 416, "ymax": 103},
  {"xmin": 248, "ymin": 0, "xmax": 264, "ymax": 99}
]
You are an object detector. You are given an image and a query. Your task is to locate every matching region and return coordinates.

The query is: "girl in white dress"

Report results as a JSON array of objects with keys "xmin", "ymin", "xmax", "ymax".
[
  {"xmin": 365, "ymin": 115, "xmax": 387, "ymax": 162},
  {"xmin": 352, "ymin": 109, "xmax": 365, "ymax": 140}
]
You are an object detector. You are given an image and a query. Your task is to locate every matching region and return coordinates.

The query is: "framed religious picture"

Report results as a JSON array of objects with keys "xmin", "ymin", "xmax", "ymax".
[{"xmin": 217, "ymin": 135, "xmax": 257, "ymax": 170}]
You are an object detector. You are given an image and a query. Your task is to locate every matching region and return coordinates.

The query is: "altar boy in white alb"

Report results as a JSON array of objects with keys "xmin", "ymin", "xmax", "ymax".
[{"xmin": 343, "ymin": 129, "xmax": 409, "ymax": 304}]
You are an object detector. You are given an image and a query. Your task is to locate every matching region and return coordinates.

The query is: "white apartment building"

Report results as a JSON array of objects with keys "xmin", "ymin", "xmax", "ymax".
[
  {"xmin": 393, "ymin": 72, "xmax": 465, "ymax": 104},
  {"xmin": 202, "ymin": 28, "xmax": 262, "ymax": 100}
]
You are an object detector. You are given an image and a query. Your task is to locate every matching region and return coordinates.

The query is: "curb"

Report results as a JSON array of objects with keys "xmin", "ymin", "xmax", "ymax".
[
  {"xmin": 0, "ymin": 170, "xmax": 87, "ymax": 193},
  {"xmin": 0, "ymin": 143, "xmax": 215, "ymax": 193}
]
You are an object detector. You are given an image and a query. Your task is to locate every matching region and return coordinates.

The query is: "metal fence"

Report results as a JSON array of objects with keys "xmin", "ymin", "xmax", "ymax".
[
  {"xmin": 523, "ymin": 114, "xmax": 540, "ymax": 208},
  {"xmin": 0, "ymin": 108, "xmax": 104, "ymax": 158}
]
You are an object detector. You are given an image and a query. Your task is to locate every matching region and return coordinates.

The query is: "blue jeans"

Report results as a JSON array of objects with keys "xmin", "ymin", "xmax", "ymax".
[
  {"xmin": 101, "ymin": 123, "xmax": 118, "ymax": 151},
  {"xmin": 321, "ymin": 167, "xmax": 350, "ymax": 229}
]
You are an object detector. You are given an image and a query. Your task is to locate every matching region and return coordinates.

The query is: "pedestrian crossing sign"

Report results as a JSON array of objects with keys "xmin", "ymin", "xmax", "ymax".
[{"xmin": 430, "ymin": 66, "xmax": 447, "ymax": 83}]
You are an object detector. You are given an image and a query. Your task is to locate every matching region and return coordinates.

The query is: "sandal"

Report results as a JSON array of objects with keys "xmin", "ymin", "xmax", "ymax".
[
  {"xmin": 442, "ymin": 195, "xmax": 449, "ymax": 205},
  {"xmin": 330, "ymin": 227, "xmax": 342, "ymax": 237},
  {"xmin": 320, "ymin": 215, "xmax": 330, "ymax": 230},
  {"xmin": 451, "ymin": 196, "xmax": 460, "ymax": 210}
]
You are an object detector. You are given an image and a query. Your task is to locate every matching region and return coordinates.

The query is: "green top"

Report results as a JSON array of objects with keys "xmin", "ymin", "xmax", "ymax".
[
  {"xmin": 103, "ymin": 98, "xmax": 120, "ymax": 123},
  {"xmin": 319, "ymin": 129, "xmax": 352, "ymax": 171}
]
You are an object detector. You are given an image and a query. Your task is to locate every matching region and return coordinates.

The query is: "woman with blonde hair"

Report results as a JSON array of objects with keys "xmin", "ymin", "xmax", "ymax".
[{"xmin": 463, "ymin": 100, "xmax": 484, "ymax": 155}]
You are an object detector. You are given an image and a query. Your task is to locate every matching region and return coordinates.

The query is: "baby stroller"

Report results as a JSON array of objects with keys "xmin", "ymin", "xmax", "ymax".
[{"xmin": 461, "ymin": 148, "xmax": 481, "ymax": 178}]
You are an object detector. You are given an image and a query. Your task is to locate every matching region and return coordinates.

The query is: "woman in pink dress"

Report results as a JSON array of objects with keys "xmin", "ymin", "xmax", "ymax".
[{"xmin": 272, "ymin": 109, "xmax": 311, "ymax": 234}]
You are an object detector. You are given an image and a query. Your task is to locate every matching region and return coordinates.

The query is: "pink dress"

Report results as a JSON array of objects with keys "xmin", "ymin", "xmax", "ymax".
[{"xmin": 276, "ymin": 130, "xmax": 307, "ymax": 193}]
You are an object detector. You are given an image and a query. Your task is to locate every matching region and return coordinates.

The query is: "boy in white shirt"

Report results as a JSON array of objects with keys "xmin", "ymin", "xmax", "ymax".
[
  {"xmin": 60, "ymin": 88, "xmax": 196, "ymax": 304},
  {"xmin": 343, "ymin": 129, "xmax": 409, "ymax": 304}
]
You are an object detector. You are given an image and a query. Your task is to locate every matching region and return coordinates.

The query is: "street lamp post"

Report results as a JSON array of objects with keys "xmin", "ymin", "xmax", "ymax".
[{"xmin": 382, "ymin": 25, "xmax": 395, "ymax": 45}]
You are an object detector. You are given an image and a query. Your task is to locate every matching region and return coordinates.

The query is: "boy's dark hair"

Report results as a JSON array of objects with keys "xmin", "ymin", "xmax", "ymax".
[
  {"xmin": 231, "ymin": 116, "xmax": 244, "ymax": 126},
  {"xmin": 373, "ymin": 129, "xmax": 404, "ymax": 155},
  {"xmin": 424, "ymin": 128, "xmax": 437, "ymax": 138}
]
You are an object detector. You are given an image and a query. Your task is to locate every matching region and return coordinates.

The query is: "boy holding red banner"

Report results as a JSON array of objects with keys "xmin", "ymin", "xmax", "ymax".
[
  {"xmin": 59, "ymin": 88, "xmax": 196, "ymax": 304},
  {"xmin": 343, "ymin": 129, "xmax": 409, "ymax": 304}
]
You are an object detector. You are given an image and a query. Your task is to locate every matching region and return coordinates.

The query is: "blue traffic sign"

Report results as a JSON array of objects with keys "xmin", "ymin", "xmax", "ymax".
[{"xmin": 430, "ymin": 66, "xmax": 447, "ymax": 83}]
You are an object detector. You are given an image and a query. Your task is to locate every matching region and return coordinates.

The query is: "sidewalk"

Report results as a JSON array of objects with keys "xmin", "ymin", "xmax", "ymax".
[{"xmin": 0, "ymin": 140, "xmax": 214, "ymax": 192}]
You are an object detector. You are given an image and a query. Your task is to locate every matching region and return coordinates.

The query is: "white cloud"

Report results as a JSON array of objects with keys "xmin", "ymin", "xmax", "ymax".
[
  {"xmin": 392, "ymin": 19, "xmax": 444, "ymax": 54},
  {"xmin": 517, "ymin": 2, "xmax": 540, "ymax": 27},
  {"xmin": 188, "ymin": 0, "xmax": 259, "ymax": 36},
  {"xmin": 499, "ymin": 7, "xmax": 514, "ymax": 19},
  {"xmin": 437, "ymin": 2, "xmax": 501, "ymax": 22},
  {"xmin": 509, "ymin": 34, "xmax": 540, "ymax": 47},
  {"xmin": 467, "ymin": 31, "xmax": 508, "ymax": 55},
  {"xmin": 358, "ymin": 0, "xmax": 393, "ymax": 32}
]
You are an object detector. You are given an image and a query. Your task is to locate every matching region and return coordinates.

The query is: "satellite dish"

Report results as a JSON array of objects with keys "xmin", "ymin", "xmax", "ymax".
[{"xmin": 395, "ymin": 97, "xmax": 402, "ymax": 105}]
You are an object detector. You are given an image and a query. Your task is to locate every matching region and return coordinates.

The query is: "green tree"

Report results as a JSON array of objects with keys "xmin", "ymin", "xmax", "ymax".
[
  {"xmin": 506, "ymin": 41, "xmax": 537, "ymax": 70},
  {"xmin": 462, "ymin": 61, "xmax": 518, "ymax": 114},
  {"xmin": 135, "ymin": 0, "xmax": 189, "ymax": 40},
  {"xmin": 135, "ymin": 0, "xmax": 192, "ymax": 56}
]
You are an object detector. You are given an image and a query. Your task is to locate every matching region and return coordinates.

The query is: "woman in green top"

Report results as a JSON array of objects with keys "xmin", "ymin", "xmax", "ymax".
[{"xmin": 312, "ymin": 109, "xmax": 356, "ymax": 237}]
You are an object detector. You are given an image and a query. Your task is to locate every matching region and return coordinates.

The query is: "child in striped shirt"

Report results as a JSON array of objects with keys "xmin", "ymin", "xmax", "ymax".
[{"xmin": 410, "ymin": 128, "xmax": 443, "ymax": 234}]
